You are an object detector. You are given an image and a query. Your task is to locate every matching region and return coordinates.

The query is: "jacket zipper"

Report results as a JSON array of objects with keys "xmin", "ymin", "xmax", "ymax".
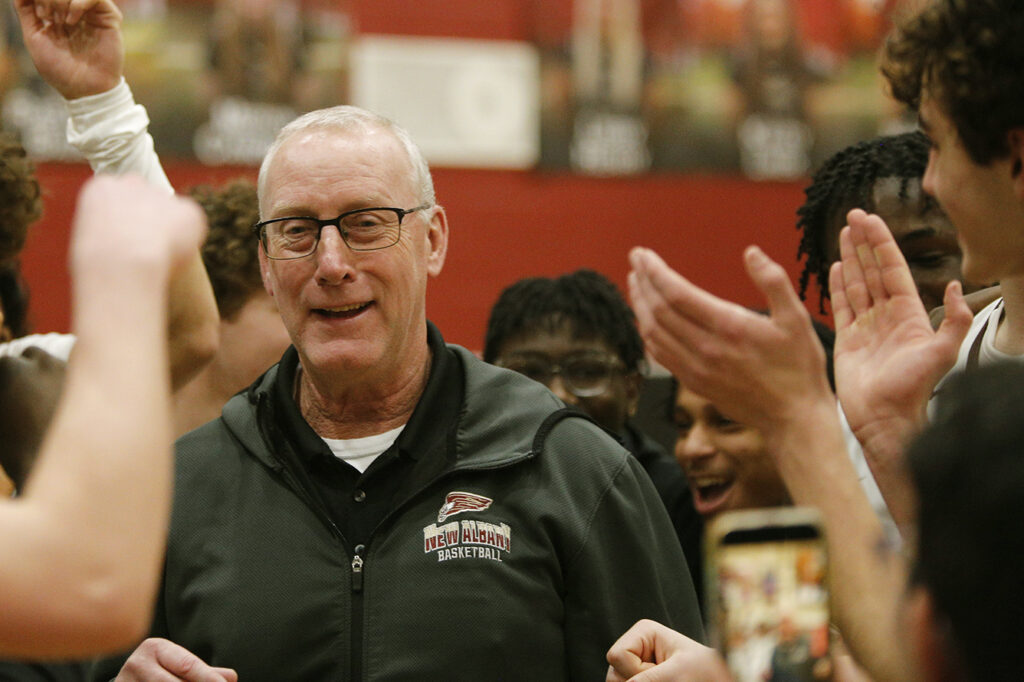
[{"xmin": 351, "ymin": 550, "xmax": 365, "ymax": 680}]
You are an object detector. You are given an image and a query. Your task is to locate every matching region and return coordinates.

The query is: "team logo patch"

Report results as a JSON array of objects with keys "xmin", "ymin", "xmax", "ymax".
[
  {"xmin": 423, "ymin": 491, "xmax": 511, "ymax": 563},
  {"xmin": 437, "ymin": 491, "xmax": 493, "ymax": 523}
]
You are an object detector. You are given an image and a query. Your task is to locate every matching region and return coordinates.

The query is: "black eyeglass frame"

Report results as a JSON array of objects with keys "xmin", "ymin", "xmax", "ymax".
[
  {"xmin": 253, "ymin": 203, "xmax": 432, "ymax": 260},
  {"xmin": 495, "ymin": 354, "xmax": 628, "ymax": 398}
]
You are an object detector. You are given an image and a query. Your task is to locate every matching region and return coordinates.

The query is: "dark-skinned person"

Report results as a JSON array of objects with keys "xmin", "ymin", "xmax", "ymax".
[{"xmin": 483, "ymin": 268, "xmax": 704, "ymax": 605}]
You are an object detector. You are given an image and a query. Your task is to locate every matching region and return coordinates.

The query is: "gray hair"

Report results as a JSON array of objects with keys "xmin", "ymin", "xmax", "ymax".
[{"xmin": 257, "ymin": 106, "xmax": 435, "ymax": 216}]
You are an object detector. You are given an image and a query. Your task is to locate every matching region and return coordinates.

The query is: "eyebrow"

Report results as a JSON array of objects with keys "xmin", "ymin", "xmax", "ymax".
[{"xmin": 897, "ymin": 227, "xmax": 939, "ymax": 242}]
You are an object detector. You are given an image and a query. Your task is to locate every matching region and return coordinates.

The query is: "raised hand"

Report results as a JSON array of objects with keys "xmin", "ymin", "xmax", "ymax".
[
  {"xmin": 830, "ymin": 209, "xmax": 972, "ymax": 525},
  {"xmin": 628, "ymin": 245, "xmax": 833, "ymax": 439},
  {"xmin": 14, "ymin": 0, "xmax": 124, "ymax": 99}
]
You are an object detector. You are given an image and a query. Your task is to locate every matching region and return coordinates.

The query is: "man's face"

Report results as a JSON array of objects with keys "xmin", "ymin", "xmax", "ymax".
[
  {"xmin": 258, "ymin": 127, "xmax": 447, "ymax": 383},
  {"xmin": 872, "ymin": 177, "xmax": 981, "ymax": 311},
  {"xmin": 919, "ymin": 94, "xmax": 1024, "ymax": 285},
  {"xmin": 492, "ymin": 324, "xmax": 639, "ymax": 434},
  {"xmin": 823, "ymin": 176, "xmax": 978, "ymax": 312}
]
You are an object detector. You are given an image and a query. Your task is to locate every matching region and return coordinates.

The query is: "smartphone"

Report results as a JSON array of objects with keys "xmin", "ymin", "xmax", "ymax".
[{"xmin": 705, "ymin": 507, "xmax": 832, "ymax": 682}]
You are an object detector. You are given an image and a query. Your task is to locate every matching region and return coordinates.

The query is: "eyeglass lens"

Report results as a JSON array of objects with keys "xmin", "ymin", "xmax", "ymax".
[
  {"xmin": 263, "ymin": 209, "xmax": 402, "ymax": 257},
  {"xmin": 500, "ymin": 355, "xmax": 621, "ymax": 397}
]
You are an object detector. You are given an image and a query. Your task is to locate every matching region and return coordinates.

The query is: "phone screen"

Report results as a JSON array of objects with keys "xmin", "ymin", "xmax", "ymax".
[{"xmin": 714, "ymin": 522, "xmax": 831, "ymax": 682}]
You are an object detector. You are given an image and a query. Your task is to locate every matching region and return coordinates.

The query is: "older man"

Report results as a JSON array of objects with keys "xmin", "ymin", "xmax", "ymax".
[{"xmin": 95, "ymin": 105, "xmax": 703, "ymax": 681}]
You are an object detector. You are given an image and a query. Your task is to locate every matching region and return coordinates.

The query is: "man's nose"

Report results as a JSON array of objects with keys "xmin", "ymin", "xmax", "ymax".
[
  {"xmin": 547, "ymin": 374, "xmax": 579, "ymax": 406},
  {"xmin": 676, "ymin": 424, "xmax": 715, "ymax": 462},
  {"xmin": 314, "ymin": 225, "xmax": 357, "ymax": 282},
  {"xmin": 922, "ymin": 148, "xmax": 938, "ymax": 198}
]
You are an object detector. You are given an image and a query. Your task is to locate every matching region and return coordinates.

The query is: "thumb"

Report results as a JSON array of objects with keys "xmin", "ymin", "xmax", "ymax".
[
  {"xmin": 743, "ymin": 245, "xmax": 806, "ymax": 330},
  {"xmin": 935, "ymin": 280, "xmax": 973, "ymax": 355}
]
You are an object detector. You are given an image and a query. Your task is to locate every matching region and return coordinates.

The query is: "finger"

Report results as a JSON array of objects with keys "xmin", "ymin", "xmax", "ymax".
[
  {"xmin": 742, "ymin": 245, "xmax": 807, "ymax": 333},
  {"xmin": 212, "ymin": 669, "xmax": 238, "ymax": 682},
  {"xmin": 859, "ymin": 211, "xmax": 920, "ymax": 304},
  {"xmin": 66, "ymin": 0, "xmax": 97, "ymax": 25},
  {"xmin": 117, "ymin": 657, "xmax": 187, "ymax": 682},
  {"xmin": 47, "ymin": 0, "xmax": 68, "ymax": 26},
  {"xmin": 934, "ymin": 280, "xmax": 973, "ymax": 357},
  {"xmin": 838, "ymin": 223, "xmax": 871, "ymax": 317},
  {"xmin": 13, "ymin": 0, "xmax": 45, "ymax": 30},
  {"xmin": 829, "ymin": 261, "xmax": 854, "ymax": 332},
  {"xmin": 630, "ymin": 247, "xmax": 732, "ymax": 334},
  {"xmin": 70, "ymin": 0, "xmax": 122, "ymax": 26},
  {"xmin": 605, "ymin": 668, "xmax": 627, "ymax": 682},
  {"xmin": 152, "ymin": 644, "xmax": 230, "ymax": 682},
  {"xmin": 629, "ymin": 269, "xmax": 727, "ymax": 388}
]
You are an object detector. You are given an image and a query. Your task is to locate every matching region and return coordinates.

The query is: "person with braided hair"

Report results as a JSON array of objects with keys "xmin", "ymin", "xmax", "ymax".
[
  {"xmin": 796, "ymin": 131, "xmax": 987, "ymax": 314},
  {"xmin": 172, "ymin": 179, "xmax": 291, "ymax": 436}
]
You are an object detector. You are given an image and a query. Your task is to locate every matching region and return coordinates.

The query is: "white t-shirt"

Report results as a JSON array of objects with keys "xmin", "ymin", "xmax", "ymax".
[{"xmin": 322, "ymin": 425, "xmax": 406, "ymax": 474}]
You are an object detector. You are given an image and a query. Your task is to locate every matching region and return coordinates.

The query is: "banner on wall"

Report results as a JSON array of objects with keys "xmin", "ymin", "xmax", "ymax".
[
  {"xmin": 0, "ymin": 0, "xmax": 351, "ymax": 164},
  {"xmin": 0, "ymin": 0, "xmax": 923, "ymax": 177},
  {"xmin": 535, "ymin": 0, "xmax": 922, "ymax": 178}
]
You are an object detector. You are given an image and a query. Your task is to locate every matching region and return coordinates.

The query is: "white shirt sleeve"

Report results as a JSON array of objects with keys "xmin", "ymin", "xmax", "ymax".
[
  {"xmin": 0, "ymin": 332, "xmax": 77, "ymax": 360},
  {"xmin": 64, "ymin": 78, "xmax": 173, "ymax": 195}
]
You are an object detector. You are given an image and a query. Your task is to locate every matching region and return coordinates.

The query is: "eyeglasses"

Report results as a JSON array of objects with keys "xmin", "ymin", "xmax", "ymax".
[
  {"xmin": 253, "ymin": 204, "xmax": 431, "ymax": 260},
  {"xmin": 495, "ymin": 353, "xmax": 626, "ymax": 397}
]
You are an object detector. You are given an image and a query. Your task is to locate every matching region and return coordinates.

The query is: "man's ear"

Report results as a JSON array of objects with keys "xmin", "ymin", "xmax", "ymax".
[
  {"xmin": 258, "ymin": 248, "xmax": 275, "ymax": 297},
  {"xmin": 424, "ymin": 205, "xmax": 449, "ymax": 278}
]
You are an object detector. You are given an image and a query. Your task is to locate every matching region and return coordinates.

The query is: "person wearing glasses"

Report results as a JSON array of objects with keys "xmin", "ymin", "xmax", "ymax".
[
  {"xmin": 93, "ymin": 108, "xmax": 704, "ymax": 680},
  {"xmin": 483, "ymin": 269, "xmax": 704, "ymax": 599}
]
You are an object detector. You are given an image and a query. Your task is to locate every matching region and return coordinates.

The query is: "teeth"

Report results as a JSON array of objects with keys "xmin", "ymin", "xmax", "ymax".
[
  {"xmin": 323, "ymin": 303, "xmax": 365, "ymax": 313},
  {"xmin": 693, "ymin": 477, "xmax": 729, "ymax": 489}
]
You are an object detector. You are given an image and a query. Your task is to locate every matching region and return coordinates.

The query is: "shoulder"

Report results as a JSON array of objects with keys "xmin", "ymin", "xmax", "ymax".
[{"xmin": 452, "ymin": 344, "xmax": 630, "ymax": 469}]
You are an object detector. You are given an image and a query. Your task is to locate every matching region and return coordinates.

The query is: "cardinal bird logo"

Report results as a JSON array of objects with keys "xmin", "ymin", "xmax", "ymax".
[{"xmin": 437, "ymin": 491, "xmax": 493, "ymax": 523}]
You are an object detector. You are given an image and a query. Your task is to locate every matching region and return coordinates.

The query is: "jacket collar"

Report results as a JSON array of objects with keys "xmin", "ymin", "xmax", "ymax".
[{"xmin": 224, "ymin": 322, "xmax": 571, "ymax": 474}]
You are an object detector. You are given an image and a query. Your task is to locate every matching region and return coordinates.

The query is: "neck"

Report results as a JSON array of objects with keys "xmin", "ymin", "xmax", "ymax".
[
  {"xmin": 299, "ymin": 345, "xmax": 432, "ymax": 439},
  {"xmin": 994, "ymin": 275, "xmax": 1024, "ymax": 356},
  {"xmin": 172, "ymin": 367, "xmax": 236, "ymax": 437}
]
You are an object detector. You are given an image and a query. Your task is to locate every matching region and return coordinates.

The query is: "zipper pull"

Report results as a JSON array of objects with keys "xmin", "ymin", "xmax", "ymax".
[{"xmin": 351, "ymin": 552, "xmax": 364, "ymax": 592}]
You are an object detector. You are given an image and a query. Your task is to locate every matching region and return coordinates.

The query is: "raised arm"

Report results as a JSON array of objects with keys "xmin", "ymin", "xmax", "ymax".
[
  {"xmin": 830, "ymin": 209, "xmax": 972, "ymax": 528},
  {"xmin": 15, "ymin": 0, "xmax": 218, "ymax": 388},
  {"xmin": 0, "ymin": 175, "xmax": 207, "ymax": 658},
  {"xmin": 628, "ymin": 245, "xmax": 915, "ymax": 681}
]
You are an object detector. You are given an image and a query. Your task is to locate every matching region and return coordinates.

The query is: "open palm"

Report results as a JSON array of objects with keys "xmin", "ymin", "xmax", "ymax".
[{"xmin": 831, "ymin": 210, "xmax": 971, "ymax": 460}]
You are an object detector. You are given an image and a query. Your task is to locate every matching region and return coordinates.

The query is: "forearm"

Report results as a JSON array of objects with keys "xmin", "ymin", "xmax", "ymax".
[
  {"xmin": 766, "ymin": 401, "xmax": 917, "ymax": 682},
  {"xmin": 0, "ymin": 262, "xmax": 173, "ymax": 657},
  {"xmin": 65, "ymin": 81, "xmax": 219, "ymax": 388},
  {"xmin": 852, "ymin": 417, "xmax": 921, "ymax": 534}
]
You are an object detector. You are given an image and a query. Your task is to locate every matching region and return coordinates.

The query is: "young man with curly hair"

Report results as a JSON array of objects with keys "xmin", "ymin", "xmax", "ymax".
[
  {"xmin": 609, "ymin": 1, "xmax": 1024, "ymax": 681},
  {"xmin": 0, "ymin": 134, "xmax": 42, "ymax": 266},
  {"xmin": 173, "ymin": 180, "xmax": 291, "ymax": 435}
]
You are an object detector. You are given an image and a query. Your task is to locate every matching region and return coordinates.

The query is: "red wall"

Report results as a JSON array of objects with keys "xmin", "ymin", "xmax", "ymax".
[
  {"xmin": 19, "ymin": 162, "xmax": 812, "ymax": 353},
  {"xmin": 17, "ymin": 0, "xmax": 825, "ymax": 352}
]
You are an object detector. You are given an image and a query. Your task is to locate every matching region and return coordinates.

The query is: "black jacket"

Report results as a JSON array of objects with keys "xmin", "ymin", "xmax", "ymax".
[{"xmin": 94, "ymin": 325, "xmax": 704, "ymax": 681}]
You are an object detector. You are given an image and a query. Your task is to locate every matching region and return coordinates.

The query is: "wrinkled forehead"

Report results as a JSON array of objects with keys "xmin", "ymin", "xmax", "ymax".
[{"xmin": 258, "ymin": 126, "xmax": 415, "ymax": 214}]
